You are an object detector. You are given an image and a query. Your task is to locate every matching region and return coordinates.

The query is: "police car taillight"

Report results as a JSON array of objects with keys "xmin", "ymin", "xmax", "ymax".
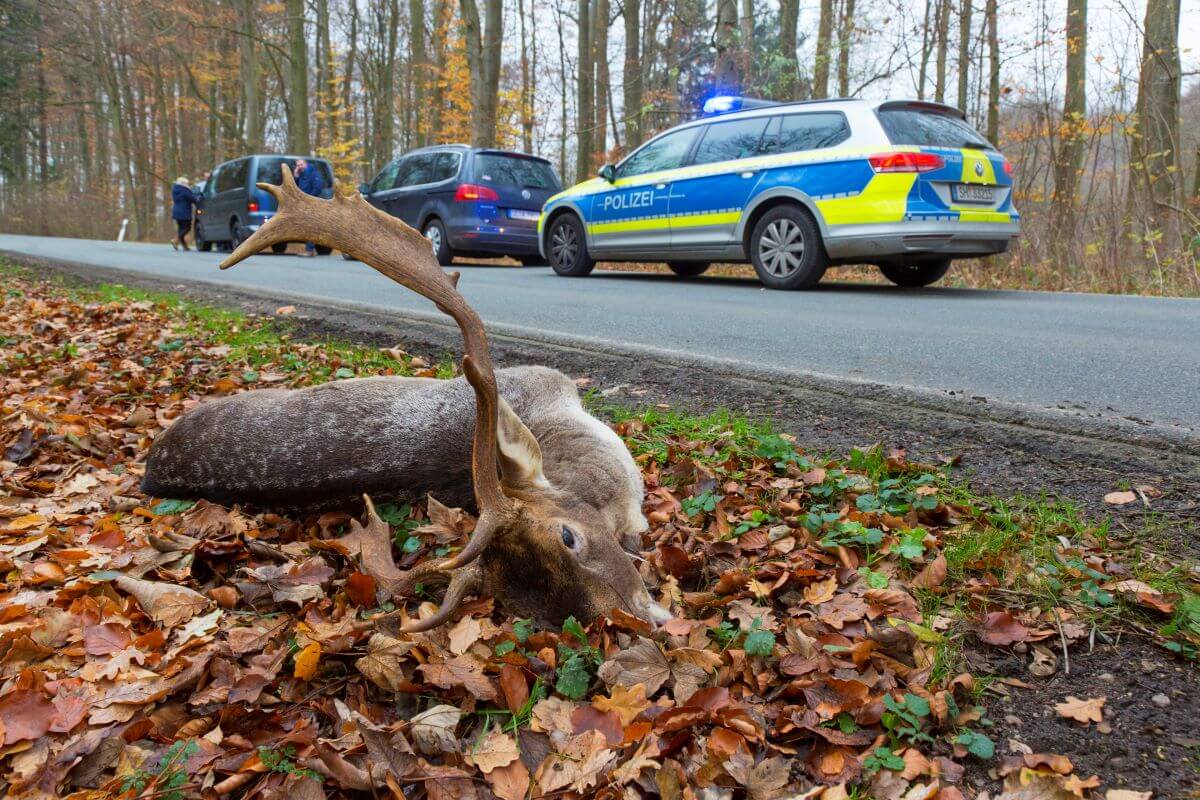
[
  {"xmin": 867, "ymin": 152, "xmax": 944, "ymax": 173},
  {"xmin": 455, "ymin": 183, "xmax": 500, "ymax": 202}
]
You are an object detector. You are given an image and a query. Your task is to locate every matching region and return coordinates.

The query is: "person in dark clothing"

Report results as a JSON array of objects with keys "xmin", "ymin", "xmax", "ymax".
[
  {"xmin": 293, "ymin": 159, "xmax": 327, "ymax": 256},
  {"xmin": 171, "ymin": 176, "xmax": 198, "ymax": 251}
]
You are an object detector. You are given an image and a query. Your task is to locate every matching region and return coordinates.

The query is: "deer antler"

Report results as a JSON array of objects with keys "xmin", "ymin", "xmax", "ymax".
[{"xmin": 220, "ymin": 171, "xmax": 512, "ymax": 630}]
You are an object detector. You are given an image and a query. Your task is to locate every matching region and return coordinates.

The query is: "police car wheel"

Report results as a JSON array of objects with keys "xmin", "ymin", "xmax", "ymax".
[
  {"xmin": 548, "ymin": 215, "xmax": 595, "ymax": 277},
  {"xmin": 667, "ymin": 261, "xmax": 710, "ymax": 277},
  {"xmin": 879, "ymin": 259, "xmax": 951, "ymax": 288},
  {"xmin": 424, "ymin": 219, "xmax": 453, "ymax": 266},
  {"xmin": 750, "ymin": 206, "xmax": 826, "ymax": 290}
]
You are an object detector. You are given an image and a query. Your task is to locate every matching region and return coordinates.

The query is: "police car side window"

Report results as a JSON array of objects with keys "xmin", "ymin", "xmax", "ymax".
[
  {"xmin": 616, "ymin": 128, "xmax": 699, "ymax": 178},
  {"xmin": 692, "ymin": 117, "xmax": 770, "ymax": 165},
  {"xmin": 760, "ymin": 113, "xmax": 850, "ymax": 155}
]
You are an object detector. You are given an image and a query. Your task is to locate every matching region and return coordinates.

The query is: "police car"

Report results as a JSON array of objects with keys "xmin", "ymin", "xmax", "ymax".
[{"xmin": 538, "ymin": 97, "xmax": 1019, "ymax": 289}]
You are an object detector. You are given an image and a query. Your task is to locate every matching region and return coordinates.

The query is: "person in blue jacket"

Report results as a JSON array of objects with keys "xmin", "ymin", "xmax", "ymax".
[
  {"xmin": 170, "ymin": 176, "xmax": 198, "ymax": 251},
  {"xmin": 293, "ymin": 159, "xmax": 327, "ymax": 256}
]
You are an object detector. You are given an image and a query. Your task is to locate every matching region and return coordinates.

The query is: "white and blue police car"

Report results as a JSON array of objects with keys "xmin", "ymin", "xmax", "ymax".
[{"xmin": 538, "ymin": 97, "xmax": 1019, "ymax": 289}]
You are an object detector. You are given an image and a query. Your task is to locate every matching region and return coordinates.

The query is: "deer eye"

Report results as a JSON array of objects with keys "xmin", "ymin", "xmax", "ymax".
[{"xmin": 560, "ymin": 526, "xmax": 577, "ymax": 550}]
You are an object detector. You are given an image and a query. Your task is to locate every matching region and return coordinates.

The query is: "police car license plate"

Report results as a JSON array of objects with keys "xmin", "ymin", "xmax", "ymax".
[
  {"xmin": 952, "ymin": 184, "xmax": 995, "ymax": 203},
  {"xmin": 508, "ymin": 209, "xmax": 540, "ymax": 220}
]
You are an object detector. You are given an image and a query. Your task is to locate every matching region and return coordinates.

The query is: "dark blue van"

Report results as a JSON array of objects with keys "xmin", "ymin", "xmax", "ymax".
[
  {"xmin": 196, "ymin": 154, "xmax": 334, "ymax": 253},
  {"xmin": 359, "ymin": 145, "xmax": 561, "ymax": 265}
]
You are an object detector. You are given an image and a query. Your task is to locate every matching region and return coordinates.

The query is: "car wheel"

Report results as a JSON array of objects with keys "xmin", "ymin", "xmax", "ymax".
[
  {"xmin": 231, "ymin": 219, "xmax": 248, "ymax": 248},
  {"xmin": 314, "ymin": 245, "xmax": 332, "ymax": 256},
  {"xmin": 423, "ymin": 219, "xmax": 453, "ymax": 266},
  {"xmin": 667, "ymin": 261, "xmax": 710, "ymax": 277},
  {"xmin": 749, "ymin": 206, "xmax": 827, "ymax": 290},
  {"xmin": 879, "ymin": 259, "xmax": 952, "ymax": 288},
  {"xmin": 547, "ymin": 214, "xmax": 595, "ymax": 277},
  {"xmin": 519, "ymin": 255, "xmax": 547, "ymax": 267},
  {"xmin": 271, "ymin": 242, "xmax": 288, "ymax": 254}
]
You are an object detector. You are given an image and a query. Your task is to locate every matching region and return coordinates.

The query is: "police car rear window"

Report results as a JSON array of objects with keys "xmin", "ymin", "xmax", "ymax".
[
  {"xmin": 876, "ymin": 109, "xmax": 994, "ymax": 150},
  {"xmin": 474, "ymin": 154, "xmax": 560, "ymax": 190}
]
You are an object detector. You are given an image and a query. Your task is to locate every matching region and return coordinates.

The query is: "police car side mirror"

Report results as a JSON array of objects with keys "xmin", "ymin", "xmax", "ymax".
[
  {"xmin": 357, "ymin": 182, "xmax": 370, "ymax": 196},
  {"xmin": 598, "ymin": 164, "xmax": 616, "ymax": 183}
]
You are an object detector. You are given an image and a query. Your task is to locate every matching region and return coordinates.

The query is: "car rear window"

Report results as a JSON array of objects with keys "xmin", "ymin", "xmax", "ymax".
[
  {"xmin": 876, "ymin": 108, "xmax": 994, "ymax": 150},
  {"xmin": 256, "ymin": 157, "xmax": 333, "ymax": 186},
  {"xmin": 474, "ymin": 154, "xmax": 560, "ymax": 190}
]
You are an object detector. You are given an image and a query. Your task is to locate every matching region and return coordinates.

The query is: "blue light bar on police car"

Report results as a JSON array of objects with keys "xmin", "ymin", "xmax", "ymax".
[{"xmin": 700, "ymin": 95, "xmax": 779, "ymax": 116}]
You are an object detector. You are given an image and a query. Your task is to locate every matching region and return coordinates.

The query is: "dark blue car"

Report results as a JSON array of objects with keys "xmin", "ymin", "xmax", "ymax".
[
  {"xmin": 359, "ymin": 145, "xmax": 561, "ymax": 265},
  {"xmin": 196, "ymin": 154, "xmax": 334, "ymax": 253}
]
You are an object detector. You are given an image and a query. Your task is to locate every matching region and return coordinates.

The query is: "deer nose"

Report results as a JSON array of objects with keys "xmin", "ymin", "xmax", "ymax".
[{"xmin": 644, "ymin": 600, "xmax": 674, "ymax": 627}]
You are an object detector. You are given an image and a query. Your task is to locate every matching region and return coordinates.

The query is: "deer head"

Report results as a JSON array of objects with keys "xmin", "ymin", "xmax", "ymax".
[{"xmin": 220, "ymin": 170, "xmax": 669, "ymax": 632}]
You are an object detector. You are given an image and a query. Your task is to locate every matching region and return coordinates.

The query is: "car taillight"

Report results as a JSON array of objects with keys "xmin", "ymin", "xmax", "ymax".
[
  {"xmin": 867, "ymin": 152, "xmax": 945, "ymax": 173},
  {"xmin": 455, "ymin": 183, "xmax": 499, "ymax": 202},
  {"xmin": 247, "ymin": 201, "xmax": 259, "ymax": 212},
  {"xmin": 1003, "ymin": 161, "xmax": 1014, "ymax": 177}
]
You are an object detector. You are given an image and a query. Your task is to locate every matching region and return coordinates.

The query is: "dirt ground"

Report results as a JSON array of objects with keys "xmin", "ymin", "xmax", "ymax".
[{"xmin": 14, "ymin": 255, "xmax": 1200, "ymax": 797}]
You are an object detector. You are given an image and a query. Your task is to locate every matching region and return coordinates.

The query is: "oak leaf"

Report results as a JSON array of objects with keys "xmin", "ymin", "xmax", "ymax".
[
  {"xmin": 114, "ymin": 574, "xmax": 208, "ymax": 628},
  {"xmin": 465, "ymin": 727, "xmax": 520, "ymax": 773},
  {"xmin": 1053, "ymin": 695, "xmax": 1105, "ymax": 724},
  {"xmin": 977, "ymin": 610, "xmax": 1030, "ymax": 646},
  {"xmin": 411, "ymin": 704, "xmax": 462, "ymax": 754},
  {"xmin": 592, "ymin": 683, "xmax": 649, "ymax": 725},
  {"xmin": 419, "ymin": 655, "xmax": 497, "ymax": 700}
]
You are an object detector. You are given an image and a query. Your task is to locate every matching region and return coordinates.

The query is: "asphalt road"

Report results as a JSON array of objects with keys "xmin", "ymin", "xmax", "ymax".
[{"xmin": 2, "ymin": 234, "xmax": 1198, "ymax": 432}]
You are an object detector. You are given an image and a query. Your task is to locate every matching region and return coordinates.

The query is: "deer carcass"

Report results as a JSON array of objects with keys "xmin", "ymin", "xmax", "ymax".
[{"xmin": 141, "ymin": 169, "xmax": 668, "ymax": 631}]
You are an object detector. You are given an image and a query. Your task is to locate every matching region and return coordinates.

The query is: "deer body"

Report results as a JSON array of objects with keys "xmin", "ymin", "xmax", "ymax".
[
  {"xmin": 143, "ymin": 366, "xmax": 647, "ymax": 550},
  {"xmin": 157, "ymin": 167, "xmax": 669, "ymax": 631}
]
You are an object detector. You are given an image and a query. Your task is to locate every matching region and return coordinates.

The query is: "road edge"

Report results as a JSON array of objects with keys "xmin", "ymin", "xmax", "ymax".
[{"xmin": 6, "ymin": 250, "xmax": 1197, "ymax": 459}]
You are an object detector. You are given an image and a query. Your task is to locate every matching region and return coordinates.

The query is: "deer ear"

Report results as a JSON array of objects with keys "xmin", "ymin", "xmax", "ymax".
[{"xmin": 496, "ymin": 397, "xmax": 548, "ymax": 490}]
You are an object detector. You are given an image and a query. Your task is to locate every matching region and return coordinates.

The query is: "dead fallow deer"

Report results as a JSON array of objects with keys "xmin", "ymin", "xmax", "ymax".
[{"xmin": 141, "ymin": 168, "xmax": 669, "ymax": 632}]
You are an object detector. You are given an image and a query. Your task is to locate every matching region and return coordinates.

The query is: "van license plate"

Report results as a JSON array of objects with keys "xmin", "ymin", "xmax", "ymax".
[
  {"xmin": 508, "ymin": 209, "xmax": 540, "ymax": 220},
  {"xmin": 952, "ymin": 184, "xmax": 995, "ymax": 203}
]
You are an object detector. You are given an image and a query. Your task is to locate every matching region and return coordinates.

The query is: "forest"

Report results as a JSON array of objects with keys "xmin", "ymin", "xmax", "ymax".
[{"xmin": 0, "ymin": 0, "xmax": 1196, "ymax": 294}]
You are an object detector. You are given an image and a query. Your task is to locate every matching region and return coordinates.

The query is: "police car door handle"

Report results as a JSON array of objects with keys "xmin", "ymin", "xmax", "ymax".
[
  {"xmin": 740, "ymin": 171, "xmax": 755, "ymax": 178},
  {"xmin": 654, "ymin": 183, "xmax": 667, "ymax": 190}
]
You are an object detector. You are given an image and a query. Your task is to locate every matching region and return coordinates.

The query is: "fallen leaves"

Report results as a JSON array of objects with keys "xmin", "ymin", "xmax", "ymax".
[
  {"xmin": 1054, "ymin": 695, "xmax": 1106, "ymax": 725},
  {"xmin": 0, "ymin": 270, "xmax": 1187, "ymax": 799}
]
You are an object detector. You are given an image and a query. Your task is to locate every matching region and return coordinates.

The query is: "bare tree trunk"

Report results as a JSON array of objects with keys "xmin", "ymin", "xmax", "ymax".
[
  {"xmin": 315, "ymin": 0, "xmax": 331, "ymax": 146},
  {"xmin": 286, "ymin": 0, "xmax": 310, "ymax": 153},
  {"xmin": 461, "ymin": 0, "xmax": 502, "ymax": 146},
  {"xmin": 1050, "ymin": 0, "xmax": 1085, "ymax": 243},
  {"xmin": 238, "ymin": 0, "xmax": 263, "ymax": 151},
  {"xmin": 517, "ymin": 0, "xmax": 533, "ymax": 152},
  {"xmin": 575, "ymin": 0, "xmax": 593, "ymax": 181},
  {"xmin": 917, "ymin": 0, "xmax": 932, "ymax": 99},
  {"xmin": 381, "ymin": 0, "xmax": 399, "ymax": 161},
  {"xmin": 934, "ymin": 0, "xmax": 951, "ymax": 102},
  {"xmin": 740, "ymin": 0, "xmax": 753, "ymax": 84},
  {"xmin": 985, "ymin": 0, "xmax": 999, "ymax": 143},
  {"xmin": 594, "ymin": 0, "xmax": 609, "ymax": 159},
  {"xmin": 410, "ymin": 0, "xmax": 427, "ymax": 146},
  {"xmin": 429, "ymin": 0, "xmax": 448, "ymax": 136},
  {"xmin": 836, "ymin": 0, "xmax": 854, "ymax": 96},
  {"xmin": 812, "ymin": 0, "xmax": 834, "ymax": 98},
  {"xmin": 778, "ymin": 0, "xmax": 799, "ymax": 99},
  {"xmin": 623, "ymin": 0, "xmax": 642, "ymax": 149},
  {"xmin": 555, "ymin": 0, "xmax": 569, "ymax": 176},
  {"xmin": 1129, "ymin": 0, "xmax": 1182, "ymax": 242},
  {"xmin": 712, "ymin": 0, "xmax": 739, "ymax": 90},
  {"xmin": 956, "ymin": 0, "xmax": 971, "ymax": 112}
]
